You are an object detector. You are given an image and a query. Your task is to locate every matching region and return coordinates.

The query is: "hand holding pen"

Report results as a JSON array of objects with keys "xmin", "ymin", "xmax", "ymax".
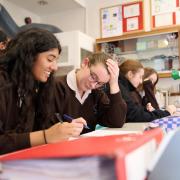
[
  {"xmin": 55, "ymin": 113, "xmax": 90, "ymax": 130},
  {"xmin": 63, "ymin": 114, "xmax": 90, "ymax": 130},
  {"xmin": 44, "ymin": 114, "xmax": 87, "ymax": 143}
]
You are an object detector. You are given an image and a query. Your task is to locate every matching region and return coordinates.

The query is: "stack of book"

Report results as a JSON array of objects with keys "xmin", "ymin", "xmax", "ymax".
[{"xmin": 0, "ymin": 128, "xmax": 163, "ymax": 180}]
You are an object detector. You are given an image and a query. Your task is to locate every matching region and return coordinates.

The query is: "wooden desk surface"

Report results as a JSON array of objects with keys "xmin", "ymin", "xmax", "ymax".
[{"xmin": 118, "ymin": 122, "xmax": 148, "ymax": 131}]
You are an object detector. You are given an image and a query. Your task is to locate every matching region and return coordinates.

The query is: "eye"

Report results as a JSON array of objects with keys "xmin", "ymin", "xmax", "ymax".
[
  {"xmin": 47, "ymin": 58, "xmax": 54, "ymax": 62},
  {"xmin": 90, "ymin": 72, "xmax": 97, "ymax": 81}
]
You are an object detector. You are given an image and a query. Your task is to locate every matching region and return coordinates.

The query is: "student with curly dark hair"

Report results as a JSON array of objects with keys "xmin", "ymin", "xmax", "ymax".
[{"xmin": 0, "ymin": 28, "xmax": 86, "ymax": 154}]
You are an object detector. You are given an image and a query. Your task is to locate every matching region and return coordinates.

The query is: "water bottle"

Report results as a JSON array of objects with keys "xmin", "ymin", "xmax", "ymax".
[{"xmin": 172, "ymin": 70, "xmax": 180, "ymax": 80}]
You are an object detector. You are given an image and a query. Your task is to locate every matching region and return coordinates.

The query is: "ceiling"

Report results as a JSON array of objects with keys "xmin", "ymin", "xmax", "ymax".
[{"xmin": 6, "ymin": 0, "xmax": 84, "ymax": 16}]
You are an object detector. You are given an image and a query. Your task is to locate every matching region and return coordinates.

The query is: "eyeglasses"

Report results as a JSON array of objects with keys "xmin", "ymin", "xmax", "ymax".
[{"xmin": 89, "ymin": 69, "xmax": 106, "ymax": 87}]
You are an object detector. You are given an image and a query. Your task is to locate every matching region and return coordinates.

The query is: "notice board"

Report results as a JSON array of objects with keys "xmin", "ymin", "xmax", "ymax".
[
  {"xmin": 100, "ymin": 1, "xmax": 144, "ymax": 38},
  {"xmin": 151, "ymin": 0, "xmax": 180, "ymax": 28}
]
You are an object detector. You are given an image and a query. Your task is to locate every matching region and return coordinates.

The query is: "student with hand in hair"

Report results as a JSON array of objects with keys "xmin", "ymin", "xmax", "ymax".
[
  {"xmin": 130, "ymin": 67, "xmax": 159, "ymax": 112},
  {"xmin": 54, "ymin": 52, "xmax": 127, "ymax": 133},
  {"xmin": 0, "ymin": 28, "xmax": 87, "ymax": 155},
  {"xmin": 118, "ymin": 60, "xmax": 176, "ymax": 122},
  {"xmin": 140, "ymin": 67, "xmax": 160, "ymax": 111}
]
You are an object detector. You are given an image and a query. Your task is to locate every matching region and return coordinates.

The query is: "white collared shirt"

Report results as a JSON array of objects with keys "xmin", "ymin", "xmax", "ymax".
[{"xmin": 66, "ymin": 69, "xmax": 91, "ymax": 104}]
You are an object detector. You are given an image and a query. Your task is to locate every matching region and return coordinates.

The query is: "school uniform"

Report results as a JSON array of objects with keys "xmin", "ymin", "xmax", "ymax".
[
  {"xmin": 118, "ymin": 73, "xmax": 170, "ymax": 122},
  {"xmin": 142, "ymin": 79, "xmax": 159, "ymax": 109},
  {"xmin": 54, "ymin": 70, "xmax": 127, "ymax": 133},
  {"xmin": 0, "ymin": 69, "xmax": 52, "ymax": 154}
]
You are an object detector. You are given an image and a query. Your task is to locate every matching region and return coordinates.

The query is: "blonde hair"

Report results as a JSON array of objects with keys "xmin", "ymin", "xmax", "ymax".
[{"xmin": 87, "ymin": 52, "xmax": 112, "ymax": 71}]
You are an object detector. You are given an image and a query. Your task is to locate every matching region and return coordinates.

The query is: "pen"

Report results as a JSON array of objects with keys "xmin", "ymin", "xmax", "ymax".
[
  {"xmin": 55, "ymin": 113, "xmax": 64, "ymax": 123},
  {"xmin": 63, "ymin": 114, "xmax": 90, "ymax": 130}
]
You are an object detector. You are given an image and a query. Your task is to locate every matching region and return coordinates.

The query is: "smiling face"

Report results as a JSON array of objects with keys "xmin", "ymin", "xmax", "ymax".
[
  {"xmin": 32, "ymin": 48, "xmax": 59, "ymax": 82},
  {"xmin": 87, "ymin": 63, "xmax": 110, "ymax": 89}
]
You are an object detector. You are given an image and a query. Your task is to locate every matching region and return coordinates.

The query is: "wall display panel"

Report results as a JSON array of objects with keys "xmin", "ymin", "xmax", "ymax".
[
  {"xmin": 122, "ymin": 1, "xmax": 144, "ymax": 33},
  {"xmin": 100, "ymin": 1, "xmax": 144, "ymax": 38},
  {"xmin": 151, "ymin": 0, "xmax": 180, "ymax": 29},
  {"xmin": 100, "ymin": 5, "xmax": 122, "ymax": 38}
]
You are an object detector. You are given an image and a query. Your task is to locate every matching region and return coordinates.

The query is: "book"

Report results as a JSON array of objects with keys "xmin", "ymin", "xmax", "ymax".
[{"xmin": 0, "ymin": 128, "xmax": 163, "ymax": 180}]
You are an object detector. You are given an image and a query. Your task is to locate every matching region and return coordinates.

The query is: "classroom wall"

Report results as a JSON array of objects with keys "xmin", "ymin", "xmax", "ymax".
[
  {"xmin": 85, "ymin": 0, "xmax": 150, "ymax": 39},
  {"xmin": 41, "ymin": 8, "xmax": 86, "ymax": 33},
  {"xmin": 0, "ymin": 0, "xmax": 179, "ymax": 104},
  {"xmin": 0, "ymin": 0, "xmax": 40, "ymax": 26}
]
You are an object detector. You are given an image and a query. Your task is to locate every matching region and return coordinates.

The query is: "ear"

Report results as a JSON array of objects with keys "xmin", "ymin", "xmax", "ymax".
[{"xmin": 81, "ymin": 58, "xmax": 89, "ymax": 68}]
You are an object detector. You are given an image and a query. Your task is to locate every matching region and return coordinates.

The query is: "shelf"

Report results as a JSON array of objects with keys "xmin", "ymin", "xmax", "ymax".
[
  {"xmin": 114, "ymin": 46, "xmax": 178, "ymax": 55},
  {"xmin": 169, "ymin": 92, "xmax": 180, "ymax": 96},
  {"xmin": 96, "ymin": 26, "xmax": 180, "ymax": 78},
  {"xmin": 96, "ymin": 26, "xmax": 180, "ymax": 44},
  {"xmin": 158, "ymin": 72, "xmax": 171, "ymax": 78}
]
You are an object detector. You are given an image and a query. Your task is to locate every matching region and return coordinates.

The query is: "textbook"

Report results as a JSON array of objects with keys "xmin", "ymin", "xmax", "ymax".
[{"xmin": 0, "ymin": 128, "xmax": 163, "ymax": 180}]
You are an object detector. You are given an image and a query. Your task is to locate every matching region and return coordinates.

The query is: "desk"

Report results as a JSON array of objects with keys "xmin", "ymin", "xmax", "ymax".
[{"xmin": 119, "ymin": 122, "xmax": 148, "ymax": 131}]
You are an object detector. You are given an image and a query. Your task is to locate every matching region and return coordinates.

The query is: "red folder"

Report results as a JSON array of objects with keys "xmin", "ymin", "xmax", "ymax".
[{"xmin": 0, "ymin": 128, "xmax": 163, "ymax": 180}]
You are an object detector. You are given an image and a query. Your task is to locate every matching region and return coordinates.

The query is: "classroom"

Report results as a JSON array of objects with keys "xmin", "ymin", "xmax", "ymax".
[{"xmin": 0, "ymin": 0, "xmax": 180, "ymax": 179}]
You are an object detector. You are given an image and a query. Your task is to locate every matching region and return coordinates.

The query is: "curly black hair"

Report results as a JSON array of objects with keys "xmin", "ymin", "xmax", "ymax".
[{"xmin": 0, "ymin": 28, "xmax": 61, "ymax": 128}]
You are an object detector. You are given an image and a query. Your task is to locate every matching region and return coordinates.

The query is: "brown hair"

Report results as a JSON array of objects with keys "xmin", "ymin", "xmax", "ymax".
[
  {"xmin": 119, "ymin": 59, "xmax": 143, "ymax": 75},
  {"xmin": 143, "ymin": 67, "xmax": 159, "ymax": 86}
]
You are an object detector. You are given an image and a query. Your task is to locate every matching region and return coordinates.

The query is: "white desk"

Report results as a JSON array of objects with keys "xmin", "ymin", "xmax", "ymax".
[{"xmin": 118, "ymin": 122, "xmax": 149, "ymax": 131}]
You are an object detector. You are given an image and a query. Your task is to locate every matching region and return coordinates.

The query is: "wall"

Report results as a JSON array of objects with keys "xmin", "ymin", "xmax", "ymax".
[
  {"xmin": 55, "ymin": 31, "xmax": 95, "ymax": 68},
  {"xmin": 0, "ymin": 0, "xmax": 40, "ymax": 26},
  {"xmin": 41, "ymin": 8, "xmax": 86, "ymax": 33},
  {"xmin": 84, "ymin": 0, "xmax": 180, "ymax": 106},
  {"xmin": 85, "ymin": 0, "xmax": 150, "ymax": 39}
]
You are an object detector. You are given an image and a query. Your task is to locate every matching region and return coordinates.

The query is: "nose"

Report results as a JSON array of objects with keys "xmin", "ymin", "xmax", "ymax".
[
  {"xmin": 51, "ymin": 61, "xmax": 58, "ymax": 72},
  {"xmin": 90, "ymin": 81, "xmax": 98, "ymax": 89}
]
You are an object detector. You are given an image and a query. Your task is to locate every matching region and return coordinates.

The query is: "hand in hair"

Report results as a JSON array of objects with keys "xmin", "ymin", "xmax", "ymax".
[{"xmin": 106, "ymin": 59, "xmax": 120, "ymax": 94}]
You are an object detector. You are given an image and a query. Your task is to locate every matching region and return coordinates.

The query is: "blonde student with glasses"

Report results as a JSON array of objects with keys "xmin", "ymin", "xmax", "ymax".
[{"xmin": 54, "ymin": 52, "xmax": 127, "ymax": 133}]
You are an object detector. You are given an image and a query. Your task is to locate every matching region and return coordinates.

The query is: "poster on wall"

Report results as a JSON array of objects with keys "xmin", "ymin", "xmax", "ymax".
[
  {"xmin": 100, "ymin": 5, "xmax": 122, "ymax": 38},
  {"xmin": 151, "ymin": 0, "xmax": 180, "ymax": 28},
  {"xmin": 151, "ymin": 0, "xmax": 177, "ymax": 15},
  {"xmin": 122, "ymin": 1, "xmax": 144, "ymax": 33}
]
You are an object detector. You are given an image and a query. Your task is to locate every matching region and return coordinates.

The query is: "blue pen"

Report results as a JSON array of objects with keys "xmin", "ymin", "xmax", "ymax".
[{"xmin": 63, "ymin": 114, "xmax": 90, "ymax": 130}]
